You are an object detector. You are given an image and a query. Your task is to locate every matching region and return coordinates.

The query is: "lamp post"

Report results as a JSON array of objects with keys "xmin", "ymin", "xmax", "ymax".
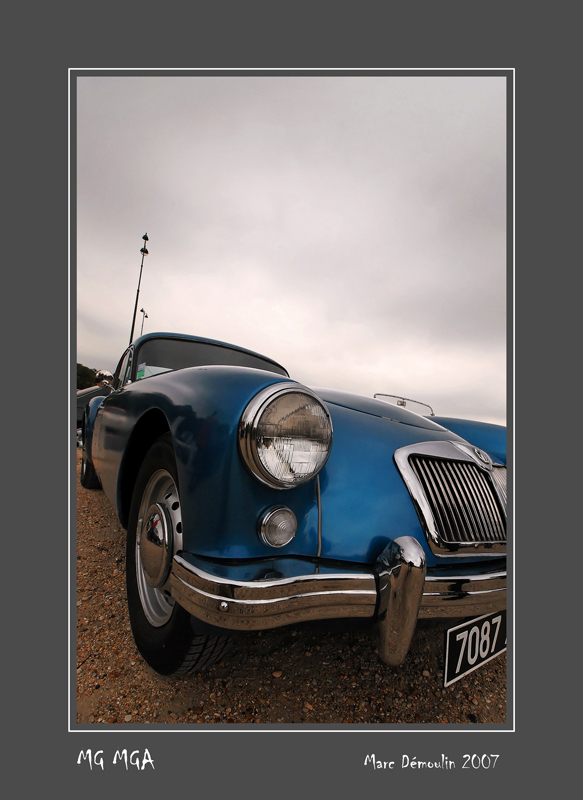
[
  {"xmin": 140, "ymin": 308, "xmax": 149, "ymax": 335},
  {"xmin": 129, "ymin": 233, "xmax": 149, "ymax": 345}
]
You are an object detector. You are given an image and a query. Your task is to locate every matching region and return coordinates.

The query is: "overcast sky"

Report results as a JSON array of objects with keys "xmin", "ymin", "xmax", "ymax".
[{"xmin": 76, "ymin": 74, "xmax": 507, "ymax": 424}]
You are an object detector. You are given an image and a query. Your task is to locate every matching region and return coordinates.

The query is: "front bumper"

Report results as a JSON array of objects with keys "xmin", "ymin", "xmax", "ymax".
[{"xmin": 167, "ymin": 536, "xmax": 506, "ymax": 666}]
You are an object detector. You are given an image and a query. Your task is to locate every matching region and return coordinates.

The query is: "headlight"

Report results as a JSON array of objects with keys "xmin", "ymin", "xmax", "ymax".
[{"xmin": 238, "ymin": 383, "xmax": 333, "ymax": 489}]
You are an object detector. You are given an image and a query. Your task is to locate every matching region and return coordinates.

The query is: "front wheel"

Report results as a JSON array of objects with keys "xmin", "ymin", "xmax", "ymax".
[{"xmin": 126, "ymin": 433, "xmax": 232, "ymax": 675}]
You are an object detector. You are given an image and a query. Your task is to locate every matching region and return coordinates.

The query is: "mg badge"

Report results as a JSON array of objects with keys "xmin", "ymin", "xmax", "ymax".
[{"xmin": 474, "ymin": 447, "xmax": 491, "ymax": 465}]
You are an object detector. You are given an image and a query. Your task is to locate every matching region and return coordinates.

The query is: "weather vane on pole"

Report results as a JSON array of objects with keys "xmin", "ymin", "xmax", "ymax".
[{"xmin": 129, "ymin": 233, "xmax": 149, "ymax": 345}]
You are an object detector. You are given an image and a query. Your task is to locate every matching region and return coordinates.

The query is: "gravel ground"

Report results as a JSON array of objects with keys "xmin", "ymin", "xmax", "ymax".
[{"xmin": 76, "ymin": 449, "xmax": 507, "ymax": 726}]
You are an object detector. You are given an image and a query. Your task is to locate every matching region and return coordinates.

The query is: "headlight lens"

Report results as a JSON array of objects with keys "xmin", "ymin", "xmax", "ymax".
[{"xmin": 239, "ymin": 383, "xmax": 333, "ymax": 488}]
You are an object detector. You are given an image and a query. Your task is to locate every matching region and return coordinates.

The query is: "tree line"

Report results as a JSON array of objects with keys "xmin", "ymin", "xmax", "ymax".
[{"xmin": 77, "ymin": 363, "xmax": 98, "ymax": 390}]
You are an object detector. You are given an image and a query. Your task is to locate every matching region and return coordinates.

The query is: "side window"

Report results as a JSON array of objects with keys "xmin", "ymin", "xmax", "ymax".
[
  {"xmin": 122, "ymin": 349, "xmax": 134, "ymax": 385},
  {"xmin": 114, "ymin": 348, "xmax": 133, "ymax": 389}
]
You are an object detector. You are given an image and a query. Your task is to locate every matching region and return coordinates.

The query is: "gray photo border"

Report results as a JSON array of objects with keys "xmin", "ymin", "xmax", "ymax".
[
  {"xmin": 16, "ymin": 5, "xmax": 563, "ymax": 790},
  {"xmin": 69, "ymin": 66, "xmax": 515, "ymax": 788}
]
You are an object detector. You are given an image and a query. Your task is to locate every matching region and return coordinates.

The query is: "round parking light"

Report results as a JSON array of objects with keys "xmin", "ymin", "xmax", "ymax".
[{"xmin": 258, "ymin": 506, "xmax": 297, "ymax": 548}]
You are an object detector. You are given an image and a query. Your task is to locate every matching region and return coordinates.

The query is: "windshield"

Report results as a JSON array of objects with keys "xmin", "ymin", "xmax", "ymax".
[{"xmin": 134, "ymin": 338, "xmax": 288, "ymax": 381}]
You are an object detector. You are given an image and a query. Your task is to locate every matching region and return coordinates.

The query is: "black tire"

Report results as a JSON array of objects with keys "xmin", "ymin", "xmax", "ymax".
[
  {"xmin": 126, "ymin": 433, "xmax": 232, "ymax": 675},
  {"xmin": 80, "ymin": 449, "xmax": 102, "ymax": 490}
]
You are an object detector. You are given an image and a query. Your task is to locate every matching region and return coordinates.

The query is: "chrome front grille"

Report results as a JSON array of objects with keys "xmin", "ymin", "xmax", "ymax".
[
  {"xmin": 408, "ymin": 456, "xmax": 506, "ymax": 547},
  {"xmin": 492, "ymin": 465, "xmax": 507, "ymax": 505}
]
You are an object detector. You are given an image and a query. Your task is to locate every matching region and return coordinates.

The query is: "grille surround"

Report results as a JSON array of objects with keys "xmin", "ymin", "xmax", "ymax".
[{"xmin": 394, "ymin": 441, "xmax": 507, "ymax": 556}]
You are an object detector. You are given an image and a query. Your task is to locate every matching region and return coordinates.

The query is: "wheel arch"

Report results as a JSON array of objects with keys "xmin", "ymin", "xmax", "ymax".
[{"xmin": 117, "ymin": 408, "xmax": 172, "ymax": 528}]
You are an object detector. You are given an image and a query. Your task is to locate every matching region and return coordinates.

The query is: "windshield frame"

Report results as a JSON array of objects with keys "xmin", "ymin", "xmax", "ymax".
[{"xmin": 130, "ymin": 335, "xmax": 289, "ymax": 383}]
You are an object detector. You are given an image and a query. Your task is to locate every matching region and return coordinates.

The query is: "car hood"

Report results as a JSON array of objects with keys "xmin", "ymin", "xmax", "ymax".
[
  {"xmin": 430, "ymin": 416, "xmax": 506, "ymax": 465},
  {"xmin": 313, "ymin": 388, "xmax": 449, "ymax": 432}
]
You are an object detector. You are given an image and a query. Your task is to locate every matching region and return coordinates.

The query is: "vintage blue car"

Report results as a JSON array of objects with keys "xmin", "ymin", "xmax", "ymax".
[{"xmin": 80, "ymin": 331, "xmax": 507, "ymax": 680}]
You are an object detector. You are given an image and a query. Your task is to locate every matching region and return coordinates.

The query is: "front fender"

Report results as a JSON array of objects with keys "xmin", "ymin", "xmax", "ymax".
[
  {"xmin": 83, "ymin": 394, "xmax": 108, "ymax": 465},
  {"xmin": 93, "ymin": 366, "xmax": 321, "ymax": 560}
]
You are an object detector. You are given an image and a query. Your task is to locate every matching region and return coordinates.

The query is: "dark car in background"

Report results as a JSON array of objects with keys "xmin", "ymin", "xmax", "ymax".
[{"xmin": 76, "ymin": 371, "xmax": 113, "ymax": 444}]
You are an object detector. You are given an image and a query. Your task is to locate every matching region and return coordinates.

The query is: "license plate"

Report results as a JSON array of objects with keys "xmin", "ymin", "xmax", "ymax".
[{"xmin": 444, "ymin": 610, "xmax": 507, "ymax": 687}]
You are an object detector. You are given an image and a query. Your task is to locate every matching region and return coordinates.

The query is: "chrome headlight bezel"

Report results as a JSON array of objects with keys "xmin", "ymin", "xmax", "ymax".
[{"xmin": 238, "ymin": 382, "xmax": 333, "ymax": 489}]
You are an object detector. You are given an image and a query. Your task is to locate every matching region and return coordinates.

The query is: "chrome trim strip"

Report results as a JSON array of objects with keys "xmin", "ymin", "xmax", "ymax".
[
  {"xmin": 424, "ymin": 569, "xmax": 506, "ymax": 583},
  {"xmin": 167, "ymin": 555, "xmax": 377, "ymax": 630},
  {"xmin": 174, "ymin": 575, "xmax": 374, "ymax": 606},
  {"xmin": 316, "ymin": 474, "xmax": 322, "ymax": 560},
  {"xmin": 419, "ymin": 570, "xmax": 506, "ymax": 618}
]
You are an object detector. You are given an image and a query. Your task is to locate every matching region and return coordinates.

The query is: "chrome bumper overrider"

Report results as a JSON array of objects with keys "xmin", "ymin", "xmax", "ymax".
[{"xmin": 167, "ymin": 537, "xmax": 506, "ymax": 666}]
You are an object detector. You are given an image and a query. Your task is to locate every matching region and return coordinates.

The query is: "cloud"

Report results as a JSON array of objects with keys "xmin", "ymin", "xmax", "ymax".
[{"xmin": 76, "ymin": 74, "xmax": 507, "ymax": 424}]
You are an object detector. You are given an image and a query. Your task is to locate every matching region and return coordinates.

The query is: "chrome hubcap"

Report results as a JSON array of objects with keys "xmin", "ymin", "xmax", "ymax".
[
  {"xmin": 141, "ymin": 503, "xmax": 172, "ymax": 588},
  {"xmin": 136, "ymin": 469, "xmax": 182, "ymax": 627}
]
